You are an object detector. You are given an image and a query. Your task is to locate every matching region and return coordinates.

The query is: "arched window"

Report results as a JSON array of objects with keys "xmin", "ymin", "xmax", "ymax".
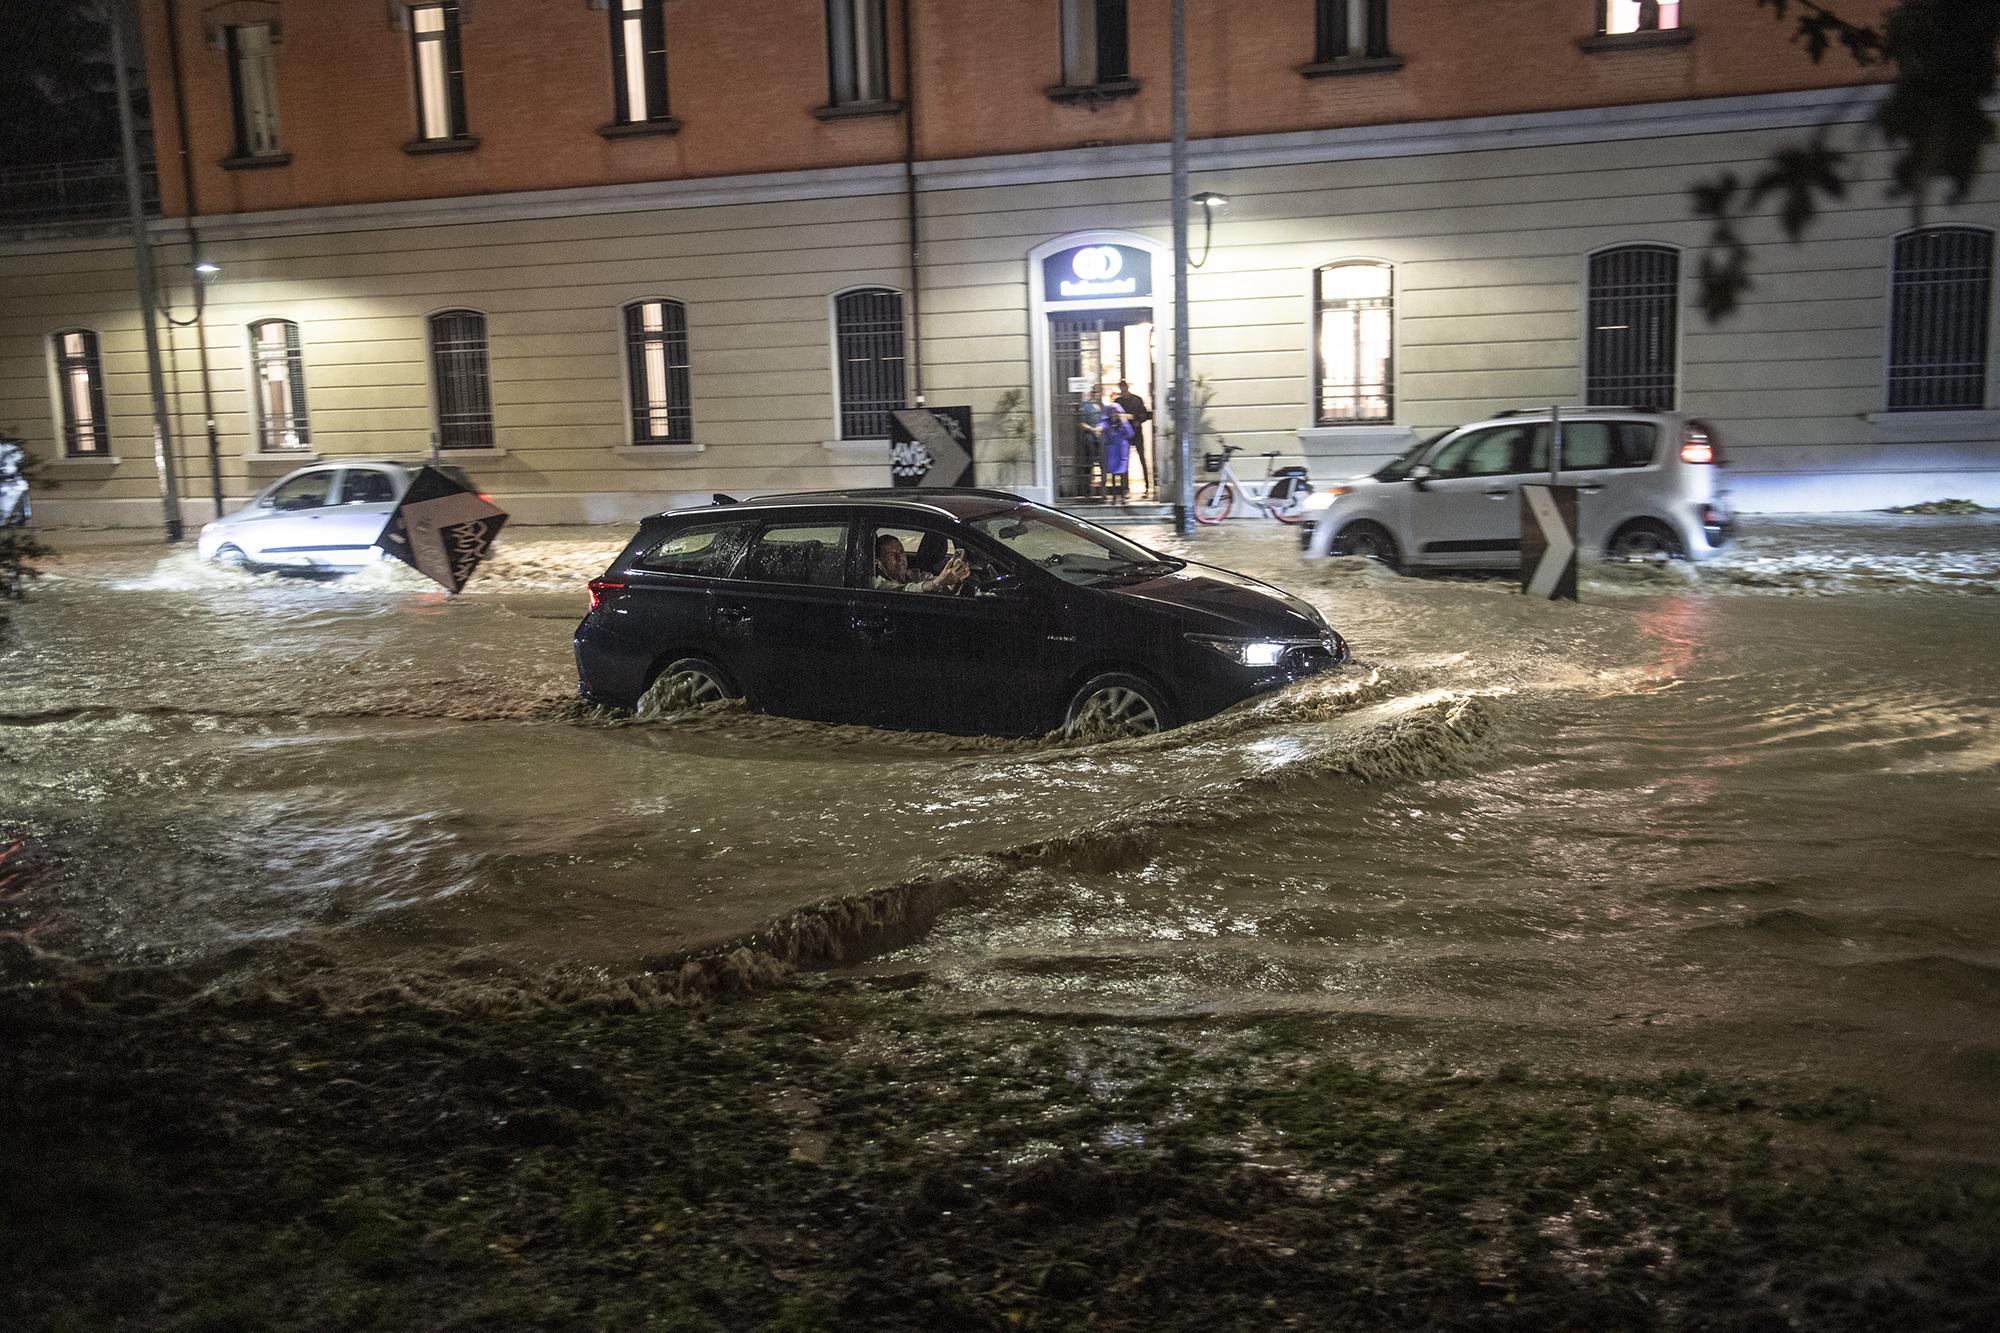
[
  {"xmin": 623, "ymin": 299, "xmax": 692, "ymax": 445},
  {"xmin": 427, "ymin": 309, "xmax": 494, "ymax": 449},
  {"xmin": 833, "ymin": 288, "xmax": 906, "ymax": 440},
  {"xmin": 1314, "ymin": 262, "xmax": 1393, "ymax": 425},
  {"xmin": 1888, "ymin": 227, "xmax": 1992, "ymax": 411},
  {"xmin": 51, "ymin": 329, "xmax": 109, "ymax": 456},
  {"xmin": 1585, "ymin": 245, "xmax": 1679, "ymax": 411},
  {"xmin": 248, "ymin": 319, "xmax": 311, "ymax": 452}
]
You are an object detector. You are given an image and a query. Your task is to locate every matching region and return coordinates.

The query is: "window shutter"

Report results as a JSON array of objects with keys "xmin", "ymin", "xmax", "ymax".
[
  {"xmin": 1094, "ymin": 0, "xmax": 1129, "ymax": 81},
  {"xmin": 1316, "ymin": 0, "xmax": 1350, "ymax": 61},
  {"xmin": 642, "ymin": 0, "xmax": 669, "ymax": 120},
  {"xmin": 443, "ymin": 6, "xmax": 468, "ymax": 135},
  {"xmin": 284, "ymin": 321, "xmax": 312, "ymax": 443}
]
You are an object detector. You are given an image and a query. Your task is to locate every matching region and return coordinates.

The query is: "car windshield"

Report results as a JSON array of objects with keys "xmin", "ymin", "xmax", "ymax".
[
  {"xmin": 969, "ymin": 506, "xmax": 1183, "ymax": 587},
  {"xmin": 1373, "ymin": 431, "xmax": 1451, "ymax": 481}
]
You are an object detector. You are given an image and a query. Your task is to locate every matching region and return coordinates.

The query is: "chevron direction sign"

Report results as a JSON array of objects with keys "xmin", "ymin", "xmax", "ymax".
[
  {"xmin": 1520, "ymin": 483, "xmax": 1579, "ymax": 601},
  {"xmin": 889, "ymin": 407, "xmax": 975, "ymax": 489}
]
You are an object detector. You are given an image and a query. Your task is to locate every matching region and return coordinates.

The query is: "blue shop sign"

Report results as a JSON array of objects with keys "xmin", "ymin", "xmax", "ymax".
[{"xmin": 1042, "ymin": 244, "xmax": 1153, "ymax": 302}]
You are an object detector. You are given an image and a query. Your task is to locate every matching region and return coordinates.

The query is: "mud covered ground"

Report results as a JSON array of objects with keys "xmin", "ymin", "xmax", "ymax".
[{"xmin": 4, "ymin": 515, "xmax": 2000, "ymax": 1330}]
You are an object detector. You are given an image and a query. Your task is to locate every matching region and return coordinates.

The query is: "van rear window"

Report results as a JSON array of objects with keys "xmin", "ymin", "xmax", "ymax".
[{"xmin": 635, "ymin": 522, "xmax": 747, "ymax": 577}]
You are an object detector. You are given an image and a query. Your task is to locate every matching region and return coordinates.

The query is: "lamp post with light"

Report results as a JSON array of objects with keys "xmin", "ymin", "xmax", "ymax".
[{"xmin": 163, "ymin": 256, "xmax": 227, "ymax": 519}]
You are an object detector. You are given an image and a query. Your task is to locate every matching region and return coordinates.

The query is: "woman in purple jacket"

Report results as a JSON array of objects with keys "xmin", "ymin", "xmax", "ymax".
[{"xmin": 1098, "ymin": 389, "xmax": 1135, "ymax": 500}]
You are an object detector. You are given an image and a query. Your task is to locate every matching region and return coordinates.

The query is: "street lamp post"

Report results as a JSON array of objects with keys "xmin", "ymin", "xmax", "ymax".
[{"xmin": 1169, "ymin": 0, "xmax": 1193, "ymax": 535}]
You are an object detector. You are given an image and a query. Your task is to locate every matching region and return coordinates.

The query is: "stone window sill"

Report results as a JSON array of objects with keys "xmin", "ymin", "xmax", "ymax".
[
  {"xmin": 245, "ymin": 450, "xmax": 319, "ymax": 463},
  {"xmin": 812, "ymin": 99, "xmax": 902, "ymax": 121},
  {"xmin": 1045, "ymin": 78, "xmax": 1143, "ymax": 107},
  {"xmin": 1299, "ymin": 55, "xmax": 1406, "ymax": 79},
  {"xmin": 1864, "ymin": 408, "xmax": 2000, "ymax": 433},
  {"xmin": 615, "ymin": 443, "xmax": 702, "ymax": 461},
  {"xmin": 402, "ymin": 136, "xmax": 480, "ymax": 156},
  {"xmin": 221, "ymin": 152, "xmax": 293, "ymax": 171},
  {"xmin": 434, "ymin": 446, "xmax": 507, "ymax": 458},
  {"xmin": 598, "ymin": 118, "xmax": 682, "ymax": 140},
  {"xmin": 1578, "ymin": 28, "xmax": 1694, "ymax": 53},
  {"xmin": 822, "ymin": 438, "xmax": 889, "ymax": 457},
  {"xmin": 47, "ymin": 454, "xmax": 121, "ymax": 468}
]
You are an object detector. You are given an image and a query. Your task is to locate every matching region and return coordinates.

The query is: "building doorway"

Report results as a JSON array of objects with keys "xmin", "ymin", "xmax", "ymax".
[{"xmin": 1050, "ymin": 311, "xmax": 1156, "ymax": 501}]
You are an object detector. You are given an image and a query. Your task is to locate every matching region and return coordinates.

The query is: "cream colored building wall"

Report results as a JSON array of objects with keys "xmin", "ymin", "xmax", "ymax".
[{"xmin": 4, "ymin": 90, "xmax": 1996, "ymax": 526}]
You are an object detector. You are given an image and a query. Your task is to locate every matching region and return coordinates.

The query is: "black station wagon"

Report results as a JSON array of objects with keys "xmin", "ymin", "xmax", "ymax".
[{"xmin": 573, "ymin": 489, "xmax": 1349, "ymax": 737}]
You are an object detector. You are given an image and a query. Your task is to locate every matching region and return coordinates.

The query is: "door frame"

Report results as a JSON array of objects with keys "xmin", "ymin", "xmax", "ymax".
[{"xmin": 1028, "ymin": 231, "xmax": 1172, "ymax": 504}]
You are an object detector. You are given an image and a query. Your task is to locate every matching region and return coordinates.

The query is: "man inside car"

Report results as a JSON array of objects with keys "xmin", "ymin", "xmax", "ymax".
[{"xmin": 874, "ymin": 534, "xmax": 970, "ymax": 593}]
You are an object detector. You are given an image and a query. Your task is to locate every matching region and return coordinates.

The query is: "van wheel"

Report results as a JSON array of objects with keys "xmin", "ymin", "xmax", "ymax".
[
  {"xmin": 1607, "ymin": 519, "xmax": 1684, "ymax": 562},
  {"xmin": 215, "ymin": 544, "xmax": 253, "ymax": 570},
  {"xmin": 1335, "ymin": 522, "xmax": 1401, "ymax": 571},
  {"xmin": 1064, "ymin": 673, "xmax": 1173, "ymax": 739},
  {"xmin": 642, "ymin": 657, "xmax": 741, "ymax": 714}
]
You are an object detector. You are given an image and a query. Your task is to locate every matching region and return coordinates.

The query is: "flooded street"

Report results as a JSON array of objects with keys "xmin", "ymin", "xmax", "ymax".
[{"xmin": 4, "ymin": 515, "xmax": 1998, "ymax": 1132}]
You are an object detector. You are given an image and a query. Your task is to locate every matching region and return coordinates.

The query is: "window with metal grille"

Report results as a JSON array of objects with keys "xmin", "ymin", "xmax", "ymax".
[
  {"xmin": 1586, "ymin": 245, "xmax": 1679, "ymax": 411},
  {"xmin": 249, "ymin": 319, "xmax": 311, "ymax": 452},
  {"xmin": 825, "ymin": 0, "xmax": 889, "ymax": 105},
  {"xmin": 1601, "ymin": 0, "xmax": 1680, "ymax": 33},
  {"xmin": 1314, "ymin": 0, "xmax": 1390, "ymax": 61},
  {"xmin": 624, "ymin": 300, "xmax": 692, "ymax": 445},
  {"xmin": 1314, "ymin": 263, "xmax": 1394, "ymax": 425},
  {"xmin": 834, "ymin": 288, "xmax": 906, "ymax": 440},
  {"xmin": 1888, "ymin": 227, "xmax": 1993, "ymax": 411},
  {"xmin": 611, "ymin": 0, "xmax": 670, "ymax": 123},
  {"xmin": 410, "ymin": 3, "xmax": 468, "ymax": 141},
  {"xmin": 52, "ymin": 329, "xmax": 109, "ymax": 457},
  {"xmin": 227, "ymin": 24, "xmax": 282, "ymax": 156},
  {"xmin": 427, "ymin": 309, "xmax": 495, "ymax": 450},
  {"xmin": 1060, "ymin": 0, "xmax": 1129, "ymax": 86}
]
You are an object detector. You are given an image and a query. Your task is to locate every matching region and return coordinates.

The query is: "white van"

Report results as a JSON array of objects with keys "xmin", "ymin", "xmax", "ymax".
[{"xmin": 1300, "ymin": 408, "xmax": 1734, "ymax": 568}]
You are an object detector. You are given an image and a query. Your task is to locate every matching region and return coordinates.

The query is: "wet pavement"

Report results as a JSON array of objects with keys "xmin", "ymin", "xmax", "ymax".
[{"xmin": 3, "ymin": 513, "xmax": 1998, "ymax": 1135}]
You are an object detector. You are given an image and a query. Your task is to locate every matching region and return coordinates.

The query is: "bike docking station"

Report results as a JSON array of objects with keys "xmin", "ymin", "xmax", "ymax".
[{"xmin": 1521, "ymin": 406, "xmax": 1580, "ymax": 602}]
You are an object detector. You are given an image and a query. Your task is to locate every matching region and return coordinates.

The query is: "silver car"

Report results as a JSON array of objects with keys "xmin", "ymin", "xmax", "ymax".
[
  {"xmin": 1300, "ymin": 408, "xmax": 1734, "ymax": 568},
  {"xmin": 197, "ymin": 460, "xmax": 474, "ymax": 571}
]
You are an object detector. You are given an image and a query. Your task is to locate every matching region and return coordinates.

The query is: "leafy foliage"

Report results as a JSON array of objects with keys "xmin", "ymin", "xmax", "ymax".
[{"xmin": 1695, "ymin": 0, "xmax": 2000, "ymax": 318}]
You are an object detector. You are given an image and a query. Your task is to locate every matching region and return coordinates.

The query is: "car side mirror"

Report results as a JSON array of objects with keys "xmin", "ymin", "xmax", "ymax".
[{"xmin": 1409, "ymin": 464, "xmax": 1433, "ymax": 491}]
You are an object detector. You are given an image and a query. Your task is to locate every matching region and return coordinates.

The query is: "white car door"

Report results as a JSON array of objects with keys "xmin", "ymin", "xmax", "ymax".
[
  {"xmin": 312, "ymin": 467, "xmax": 401, "ymax": 567},
  {"xmin": 1410, "ymin": 424, "xmax": 1534, "ymax": 567},
  {"xmin": 237, "ymin": 468, "xmax": 340, "ymax": 565},
  {"xmin": 1551, "ymin": 420, "xmax": 1659, "ymax": 557}
]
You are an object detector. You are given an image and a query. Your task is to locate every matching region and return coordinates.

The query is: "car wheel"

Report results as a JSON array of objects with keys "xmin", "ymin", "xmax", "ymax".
[
  {"xmin": 643, "ymin": 656, "xmax": 741, "ymax": 713},
  {"xmin": 1064, "ymin": 672, "xmax": 1174, "ymax": 739},
  {"xmin": 1335, "ymin": 521, "xmax": 1402, "ymax": 571},
  {"xmin": 1607, "ymin": 519, "xmax": 1685, "ymax": 562},
  {"xmin": 214, "ymin": 543, "xmax": 253, "ymax": 570}
]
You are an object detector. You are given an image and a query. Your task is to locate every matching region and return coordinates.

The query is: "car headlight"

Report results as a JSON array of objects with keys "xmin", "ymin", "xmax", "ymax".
[
  {"xmin": 1187, "ymin": 635, "xmax": 1307, "ymax": 667},
  {"xmin": 1301, "ymin": 490, "xmax": 1338, "ymax": 512}
]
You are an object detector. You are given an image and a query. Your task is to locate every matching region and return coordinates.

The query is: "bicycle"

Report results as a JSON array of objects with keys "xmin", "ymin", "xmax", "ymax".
[{"xmin": 1193, "ymin": 443, "xmax": 1314, "ymax": 525}]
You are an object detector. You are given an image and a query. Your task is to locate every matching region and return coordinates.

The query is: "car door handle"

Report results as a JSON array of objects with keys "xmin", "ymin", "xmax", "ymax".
[
  {"xmin": 1577, "ymin": 484, "xmax": 1605, "ymax": 494},
  {"xmin": 714, "ymin": 604, "xmax": 753, "ymax": 626},
  {"xmin": 1483, "ymin": 488, "xmax": 1511, "ymax": 499}
]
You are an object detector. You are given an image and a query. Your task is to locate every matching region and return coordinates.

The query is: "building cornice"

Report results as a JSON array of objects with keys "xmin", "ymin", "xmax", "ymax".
[{"xmin": 3, "ymin": 86, "xmax": 1891, "ymax": 254}]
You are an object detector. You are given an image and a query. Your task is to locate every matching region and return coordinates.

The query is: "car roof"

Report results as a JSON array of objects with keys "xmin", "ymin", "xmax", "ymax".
[{"xmin": 655, "ymin": 488, "xmax": 1030, "ymax": 523}]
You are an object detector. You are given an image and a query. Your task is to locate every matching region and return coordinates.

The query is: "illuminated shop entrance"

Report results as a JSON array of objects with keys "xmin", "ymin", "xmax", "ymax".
[
  {"xmin": 1029, "ymin": 233, "xmax": 1169, "ymax": 505},
  {"xmin": 1050, "ymin": 311, "xmax": 1156, "ymax": 500}
]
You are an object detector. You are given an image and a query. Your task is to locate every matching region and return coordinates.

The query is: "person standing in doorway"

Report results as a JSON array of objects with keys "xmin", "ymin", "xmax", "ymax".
[
  {"xmin": 1077, "ymin": 390, "xmax": 1107, "ymax": 498},
  {"xmin": 1114, "ymin": 380, "xmax": 1152, "ymax": 497},
  {"xmin": 1099, "ymin": 387, "xmax": 1135, "ymax": 501}
]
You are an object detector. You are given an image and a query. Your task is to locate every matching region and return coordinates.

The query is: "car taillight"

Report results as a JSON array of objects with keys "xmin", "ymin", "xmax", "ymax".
[
  {"xmin": 478, "ymin": 492, "xmax": 495, "ymax": 503},
  {"xmin": 1680, "ymin": 432, "xmax": 1715, "ymax": 465},
  {"xmin": 587, "ymin": 578, "xmax": 625, "ymax": 612}
]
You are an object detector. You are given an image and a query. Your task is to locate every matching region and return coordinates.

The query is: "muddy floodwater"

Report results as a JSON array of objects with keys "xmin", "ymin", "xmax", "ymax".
[{"xmin": 4, "ymin": 516, "xmax": 1998, "ymax": 1134}]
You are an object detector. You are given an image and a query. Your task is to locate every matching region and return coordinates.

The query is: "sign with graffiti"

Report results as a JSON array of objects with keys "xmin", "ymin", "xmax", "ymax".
[{"xmin": 888, "ymin": 407, "xmax": 975, "ymax": 489}]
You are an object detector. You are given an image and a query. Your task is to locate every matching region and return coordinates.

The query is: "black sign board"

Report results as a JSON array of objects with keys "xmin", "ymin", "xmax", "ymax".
[
  {"xmin": 374, "ymin": 465, "xmax": 508, "ymax": 593},
  {"xmin": 888, "ymin": 407, "xmax": 975, "ymax": 488},
  {"xmin": 1520, "ymin": 483, "xmax": 1579, "ymax": 602},
  {"xmin": 1042, "ymin": 244, "xmax": 1153, "ymax": 303}
]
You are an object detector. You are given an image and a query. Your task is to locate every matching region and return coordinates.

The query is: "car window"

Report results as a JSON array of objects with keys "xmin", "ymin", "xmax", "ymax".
[
  {"xmin": 1429, "ymin": 426, "xmax": 1528, "ymax": 478},
  {"xmin": 741, "ymin": 522, "xmax": 849, "ymax": 588},
  {"xmin": 266, "ymin": 471, "xmax": 334, "ymax": 511},
  {"xmin": 339, "ymin": 469, "xmax": 397, "ymax": 505},
  {"xmin": 1517, "ymin": 422, "xmax": 1658, "ymax": 472},
  {"xmin": 635, "ymin": 522, "xmax": 747, "ymax": 577},
  {"xmin": 968, "ymin": 506, "xmax": 1180, "ymax": 587},
  {"xmin": 863, "ymin": 523, "xmax": 977, "ymax": 590}
]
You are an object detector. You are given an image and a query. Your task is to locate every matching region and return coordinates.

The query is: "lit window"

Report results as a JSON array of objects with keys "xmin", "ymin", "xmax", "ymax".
[
  {"xmin": 611, "ymin": 0, "xmax": 670, "ymax": 124},
  {"xmin": 834, "ymin": 288, "xmax": 906, "ymax": 440},
  {"xmin": 1888, "ymin": 227, "xmax": 1993, "ymax": 411},
  {"xmin": 1060, "ymin": 0, "xmax": 1129, "ymax": 87},
  {"xmin": 410, "ymin": 4, "xmax": 467, "ymax": 141},
  {"xmin": 825, "ymin": 0, "xmax": 888, "ymax": 106},
  {"xmin": 249, "ymin": 320, "xmax": 311, "ymax": 452},
  {"xmin": 1314, "ymin": 0, "xmax": 1391, "ymax": 62},
  {"xmin": 1314, "ymin": 264, "xmax": 1393, "ymax": 425},
  {"xmin": 427, "ymin": 310, "xmax": 494, "ymax": 449},
  {"xmin": 52, "ymin": 329, "xmax": 109, "ymax": 457},
  {"xmin": 623, "ymin": 300, "xmax": 692, "ymax": 446},
  {"xmin": 1601, "ymin": 1, "xmax": 1681, "ymax": 35},
  {"xmin": 1586, "ymin": 245, "xmax": 1679, "ymax": 412},
  {"xmin": 226, "ymin": 24, "xmax": 282, "ymax": 157}
]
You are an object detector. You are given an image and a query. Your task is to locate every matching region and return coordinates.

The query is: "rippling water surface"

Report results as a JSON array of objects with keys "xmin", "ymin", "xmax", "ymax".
[{"xmin": 4, "ymin": 515, "xmax": 1997, "ymax": 1124}]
